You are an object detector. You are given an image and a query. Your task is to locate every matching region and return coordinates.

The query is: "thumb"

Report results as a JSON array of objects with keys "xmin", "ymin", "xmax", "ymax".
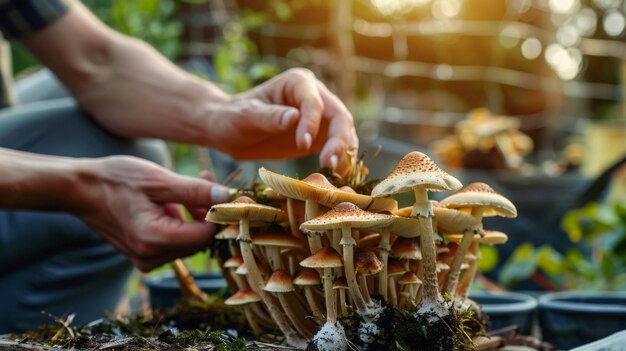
[
  {"xmin": 148, "ymin": 173, "xmax": 232, "ymax": 208},
  {"xmin": 250, "ymin": 102, "xmax": 299, "ymax": 132}
]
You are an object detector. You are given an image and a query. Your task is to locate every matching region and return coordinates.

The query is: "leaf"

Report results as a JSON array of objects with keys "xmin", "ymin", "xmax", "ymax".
[
  {"xmin": 477, "ymin": 245, "xmax": 498, "ymax": 273},
  {"xmin": 600, "ymin": 252, "xmax": 619, "ymax": 279},
  {"xmin": 537, "ymin": 245, "xmax": 564, "ymax": 275},
  {"xmin": 498, "ymin": 243, "xmax": 538, "ymax": 287}
]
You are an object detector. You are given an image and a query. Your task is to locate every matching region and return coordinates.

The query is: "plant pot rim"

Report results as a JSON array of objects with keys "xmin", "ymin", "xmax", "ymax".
[
  {"xmin": 143, "ymin": 271, "xmax": 227, "ymax": 291},
  {"xmin": 469, "ymin": 291, "xmax": 538, "ymax": 314},
  {"xmin": 538, "ymin": 291, "xmax": 626, "ymax": 314}
]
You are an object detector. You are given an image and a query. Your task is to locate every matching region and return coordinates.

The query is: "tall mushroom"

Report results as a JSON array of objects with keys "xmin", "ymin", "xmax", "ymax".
[
  {"xmin": 206, "ymin": 196, "xmax": 306, "ymax": 347},
  {"xmin": 371, "ymin": 151, "xmax": 462, "ymax": 315},
  {"xmin": 440, "ymin": 182, "xmax": 516, "ymax": 295},
  {"xmin": 300, "ymin": 247, "xmax": 344, "ymax": 325}
]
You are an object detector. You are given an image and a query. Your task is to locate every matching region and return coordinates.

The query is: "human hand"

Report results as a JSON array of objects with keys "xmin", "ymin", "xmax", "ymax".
[
  {"xmin": 208, "ymin": 68, "xmax": 359, "ymax": 175},
  {"xmin": 73, "ymin": 156, "xmax": 231, "ymax": 271}
]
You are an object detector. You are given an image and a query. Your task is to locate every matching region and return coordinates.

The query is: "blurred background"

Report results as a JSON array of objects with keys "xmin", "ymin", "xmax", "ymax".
[{"xmin": 10, "ymin": 0, "xmax": 626, "ymax": 308}]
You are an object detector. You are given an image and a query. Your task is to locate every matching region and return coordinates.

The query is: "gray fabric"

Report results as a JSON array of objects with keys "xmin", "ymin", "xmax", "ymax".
[{"xmin": 0, "ymin": 98, "xmax": 168, "ymax": 332}]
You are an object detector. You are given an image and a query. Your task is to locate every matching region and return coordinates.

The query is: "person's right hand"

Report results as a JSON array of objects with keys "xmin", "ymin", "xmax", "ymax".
[{"xmin": 72, "ymin": 156, "xmax": 231, "ymax": 271}]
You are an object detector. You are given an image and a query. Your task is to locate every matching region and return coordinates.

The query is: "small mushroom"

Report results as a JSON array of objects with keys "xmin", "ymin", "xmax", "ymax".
[
  {"xmin": 354, "ymin": 249, "xmax": 383, "ymax": 306},
  {"xmin": 333, "ymin": 277, "xmax": 350, "ymax": 316},
  {"xmin": 225, "ymin": 287, "xmax": 263, "ymax": 334},
  {"xmin": 386, "ymin": 260, "xmax": 406, "ymax": 307},
  {"xmin": 294, "ymin": 268, "xmax": 325, "ymax": 320},
  {"xmin": 398, "ymin": 272, "xmax": 422, "ymax": 308},
  {"xmin": 264, "ymin": 269, "xmax": 315, "ymax": 339},
  {"xmin": 440, "ymin": 182, "xmax": 516, "ymax": 296},
  {"xmin": 300, "ymin": 247, "xmax": 344, "ymax": 324}
]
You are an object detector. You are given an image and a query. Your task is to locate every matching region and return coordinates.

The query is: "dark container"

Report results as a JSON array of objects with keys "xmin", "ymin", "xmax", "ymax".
[
  {"xmin": 470, "ymin": 291, "xmax": 538, "ymax": 335},
  {"xmin": 143, "ymin": 272, "xmax": 228, "ymax": 311},
  {"xmin": 538, "ymin": 291, "xmax": 626, "ymax": 349}
]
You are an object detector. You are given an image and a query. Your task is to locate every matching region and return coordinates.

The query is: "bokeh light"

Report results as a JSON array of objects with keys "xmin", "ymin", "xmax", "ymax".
[
  {"xmin": 603, "ymin": 10, "xmax": 626, "ymax": 36},
  {"xmin": 521, "ymin": 38, "xmax": 542, "ymax": 59},
  {"xmin": 575, "ymin": 8, "xmax": 598, "ymax": 37}
]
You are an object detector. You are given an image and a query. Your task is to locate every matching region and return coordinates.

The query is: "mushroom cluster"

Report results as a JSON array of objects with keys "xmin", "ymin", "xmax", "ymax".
[{"xmin": 205, "ymin": 151, "xmax": 517, "ymax": 350}]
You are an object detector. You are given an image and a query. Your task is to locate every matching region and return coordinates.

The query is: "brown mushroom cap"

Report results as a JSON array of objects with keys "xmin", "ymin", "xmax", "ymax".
[
  {"xmin": 354, "ymin": 249, "xmax": 383, "ymax": 275},
  {"xmin": 225, "ymin": 287, "xmax": 261, "ymax": 305},
  {"xmin": 235, "ymin": 259, "xmax": 268, "ymax": 276},
  {"xmin": 206, "ymin": 196, "xmax": 288, "ymax": 226},
  {"xmin": 251, "ymin": 233, "xmax": 305, "ymax": 249},
  {"xmin": 299, "ymin": 247, "xmax": 344, "ymax": 269},
  {"xmin": 259, "ymin": 168, "xmax": 397, "ymax": 212},
  {"xmin": 440, "ymin": 182, "xmax": 517, "ymax": 218},
  {"xmin": 387, "ymin": 260, "xmax": 406, "ymax": 277},
  {"xmin": 215, "ymin": 224, "xmax": 240, "ymax": 240},
  {"xmin": 223, "ymin": 256, "xmax": 244, "ymax": 269},
  {"xmin": 293, "ymin": 268, "xmax": 322, "ymax": 286},
  {"xmin": 264, "ymin": 269, "xmax": 295, "ymax": 293},
  {"xmin": 398, "ymin": 271, "xmax": 422, "ymax": 285},
  {"xmin": 300, "ymin": 202, "xmax": 397, "ymax": 232},
  {"xmin": 371, "ymin": 151, "xmax": 462, "ymax": 197},
  {"xmin": 333, "ymin": 276, "xmax": 349, "ymax": 289},
  {"xmin": 391, "ymin": 237, "xmax": 422, "ymax": 260}
]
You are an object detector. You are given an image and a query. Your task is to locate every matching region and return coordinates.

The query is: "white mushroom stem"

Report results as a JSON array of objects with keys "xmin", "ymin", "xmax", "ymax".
[
  {"xmin": 337, "ymin": 288, "xmax": 348, "ymax": 316},
  {"xmin": 267, "ymin": 247, "xmax": 283, "ymax": 270},
  {"xmin": 243, "ymin": 306, "xmax": 262, "ymax": 334},
  {"xmin": 332, "ymin": 229, "xmax": 342, "ymax": 276},
  {"xmin": 286, "ymin": 198, "xmax": 304, "ymax": 240},
  {"xmin": 377, "ymin": 229, "xmax": 391, "ymax": 300},
  {"xmin": 389, "ymin": 276, "xmax": 398, "ymax": 307},
  {"xmin": 411, "ymin": 188, "xmax": 443, "ymax": 308},
  {"xmin": 304, "ymin": 286, "xmax": 325, "ymax": 319},
  {"xmin": 277, "ymin": 293, "xmax": 315, "ymax": 339},
  {"xmin": 237, "ymin": 219, "xmax": 306, "ymax": 347},
  {"xmin": 305, "ymin": 200, "xmax": 323, "ymax": 253},
  {"xmin": 341, "ymin": 223, "xmax": 368, "ymax": 314},
  {"xmin": 322, "ymin": 268, "xmax": 338, "ymax": 323},
  {"xmin": 457, "ymin": 242, "xmax": 481, "ymax": 300},
  {"xmin": 446, "ymin": 207, "xmax": 484, "ymax": 295},
  {"xmin": 358, "ymin": 275, "xmax": 374, "ymax": 306}
]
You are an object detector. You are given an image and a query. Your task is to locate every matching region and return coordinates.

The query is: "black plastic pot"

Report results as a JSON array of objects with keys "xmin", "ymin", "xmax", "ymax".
[
  {"xmin": 538, "ymin": 291, "xmax": 626, "ymax": 349},
  {"xmin": 143, "ymin": 272, "xmax": 228, "ymax": 311},
  {"xmin": 469, "ymin": 291, "xmax": 538, "ymax": 335}
]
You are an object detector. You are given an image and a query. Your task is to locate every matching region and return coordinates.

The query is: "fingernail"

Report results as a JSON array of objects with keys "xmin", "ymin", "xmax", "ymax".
[
  {"xmin": 281, "ymin": 109, "xmax": 297, "ymax": 129},
  {"xmin": 330, "ymin": 155, "xmax": 338, "ymax": 170},
  {"xmin": 211, "ymin": 186, "xmax": 231, "ymax": 204},
  {"xmin": 303, "ymin": 132, "xmax": 312, "ymax": 150}
]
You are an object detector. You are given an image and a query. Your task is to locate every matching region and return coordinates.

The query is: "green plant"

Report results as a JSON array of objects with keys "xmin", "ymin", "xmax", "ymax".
[{"xmin": 499, "ymin": 200, "xmax": 626, "ymax": 291}]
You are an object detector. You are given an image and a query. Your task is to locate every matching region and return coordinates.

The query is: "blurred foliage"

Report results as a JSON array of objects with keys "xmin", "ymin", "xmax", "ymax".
[{"xmin": 499, "ymin": 200, "xmax": 626, "ymax": 291}]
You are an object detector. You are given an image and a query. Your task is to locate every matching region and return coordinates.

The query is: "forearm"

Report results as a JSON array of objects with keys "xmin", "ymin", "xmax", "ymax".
[
  {"xmin": 0, "ymin": 148, "xmax": 83, "ymax": 212},
  {"xmin": 20, "ymin": 1, "xmax": 229, "ymax": 145}
]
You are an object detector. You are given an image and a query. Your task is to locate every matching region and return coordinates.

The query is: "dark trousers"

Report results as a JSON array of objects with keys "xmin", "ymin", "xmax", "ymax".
[{"xmin": 0, "ymin": 99, "xmax": 168, "ymax": 332}]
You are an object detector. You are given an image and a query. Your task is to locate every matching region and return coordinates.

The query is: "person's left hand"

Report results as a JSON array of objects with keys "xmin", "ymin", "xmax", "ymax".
[{"xmin": 206, "ymin": 68, "xmax": 359, "ymax": 175}]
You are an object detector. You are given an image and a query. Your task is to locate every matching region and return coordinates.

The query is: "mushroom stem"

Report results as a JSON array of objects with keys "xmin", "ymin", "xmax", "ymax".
[
  {"xmin": 171, "ymin": 259, "xmax": 208, "ymax": 302},
  {"xmin": 277, "ymin": 293, "xmax": 315, "ymax": 339},
  {"xmin": 286, "ymin": 198, "xmax": 304, "ymax": 240},
  {"xmin": 244, "ymin": 307, "xmax": 262, "ymax": 334},
  {"xmin": 267, "ymin": 247, "xmax": 283, "ymax": 270},
  {"xmin": 338, "ymin": 288, "xmax": 348, "ymax": 316},
  {"xmin": 304, "ymin": 286, "xmax": 325, "ymax": 320},
  {"xmin": 389, "ymin": 276, "xmax": 398, "ymax": 307},
  {"xmin": 358, "ymin": 275, "xmax": 373, "ymax": 306},
  {"xmin": 322, "ymin": 268, "xmax": 338, "ymax": 323},
  {"xmin": 305, "ymin": 200, "xmax": 323, "ymax": 253},
  {"xmin": 341, "ymin": 224, "xmax": 368, "ymax": 314},
  {"xmin": 457, "ymin": 242, "xmax": 480, "ymax": 300},
  {"xmin": 446, "ymin": 208, "xmax": 483, "ymax": 295},
  {"xmin": 411, "ymin": 190, "xmax": 443, "ymax": 307},
  {"xmin": 237, "ymin": 219, "xmax": 306, "ymax": 347},
  {"xmin": 377, "ymin": 229, "xmax": 391, "ymax": 300}
]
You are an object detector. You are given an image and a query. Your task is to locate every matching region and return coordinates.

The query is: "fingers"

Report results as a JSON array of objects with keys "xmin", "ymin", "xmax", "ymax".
[
  {"xmin": 147, "ymin": 172, "xmax": 231, "ymax": 208},
  {"xmin": 282, "ymin": 69, "xmax": 325, "ymax": 151},
  {"xmin": 242, "ymin": 99, "xmax": 300, "ymax": 133}
]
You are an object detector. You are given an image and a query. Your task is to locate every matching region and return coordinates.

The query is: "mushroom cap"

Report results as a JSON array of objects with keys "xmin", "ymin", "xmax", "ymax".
[
  {"xmin": 432, "ymin": 205, "xmax": 483, "ymax": 234},
  {"xmin": 259, "ymin": 168, "xmax": 397, "ymax": 212},
  {"xmin": 223, "ymin": 256, "xmax": 244, "ymax": 269},
  {"xmin": 440, "ymin": 182, "xmax": 517, "ymax": 218},
  {"xmin": 251, "ymin": 233, "xmax": 305, "ymax": 249},
  {"xmin": 300, "ymin": 202, "xmax": 396, "ymax": 232},
  {"xmin": 293, "ymin": 268, "xmax": 321, "ymax": 286},
  {"xmin": 371, "ymin": 151, "xmax": 462, "ymax": 197},
  {"xmin": 235, "ymin": 259, "xmax": 268, "ymax": 276},
  {"xmin": 333, "ymin": 276, "xmax": 349, "ymax": 289},
  {"xmin": 359, "ymin": 232, "xmax": 381, "ymax": 248},
  {"xmin": 215, "ymin": 224, "xmax": 239, "ymax": 240},
  {"xmin": 446, "ymin": 230, "xmax": 508, "ymax": 245},
  {"xmin": 225, "ymin": 287, "xmax": 261, "ymax": 305},
  {"xmin": 206, "ymin": 196, "xmax": 288, "ymax": 226},
  {"xmin": 354, "ymin": 249, "xmax": 383, "ymax": 275},
  {"xmin": 264, "ymin": 269, "xmax": 295, "ymax": 293},
  {"xmin": 391, "ymin": 237, "xmax": 422, "ymax": 260},
  {"xmin": 387, "ymin": 260, "xmax": 406, "ymax": 277},
  {"xmin": 436, "ymin": 262, "xmax": 450, "ymax": 273},
  {"xmin": 262, "ymin": 187, "xmax": 284, "ymax": 200},
  {"xmin": 300, "ymin": 247, "xmax": 344, "ymax": 269},
  {"xmin": 398, "ymin": 271, "xmax": 422, "ymax": 285}
]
